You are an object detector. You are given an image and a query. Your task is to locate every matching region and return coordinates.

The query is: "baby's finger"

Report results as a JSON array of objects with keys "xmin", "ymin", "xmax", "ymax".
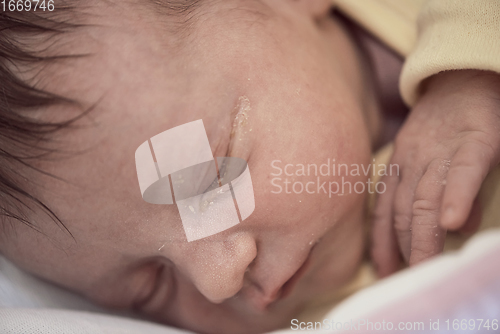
[
  {"xmin": 393, "ymin": 167, "xmax": 422, "ymax": 262},
  {"xmin": 458, "ymin": 198, "xmax": 482, "ymax": 235},
  {"xmin": 440, "ymin": 142, "xmax": 492, "ymax": 230},
  {"xmin": 408, "ymin": 158, "xmax": 449, "ymax": 266},
  {"xmin": 371, "ymin": 173, "xmax": 400, "ymax": 277}
]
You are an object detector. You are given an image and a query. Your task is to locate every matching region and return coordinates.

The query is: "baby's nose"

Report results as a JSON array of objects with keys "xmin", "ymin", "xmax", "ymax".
[{"xmin": 188, "ymin": 232, "xmax": 257, "ymax": 303}]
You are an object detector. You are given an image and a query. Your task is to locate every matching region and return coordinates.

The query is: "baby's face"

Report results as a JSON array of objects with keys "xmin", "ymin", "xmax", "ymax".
[{"xmin": 1, "ymin": 1, "xmax": 379, "ymax": 333}]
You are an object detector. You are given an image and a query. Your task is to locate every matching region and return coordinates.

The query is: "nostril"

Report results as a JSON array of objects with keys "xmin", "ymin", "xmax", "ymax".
[
  {"xmin": 245, "ymin": 256, "xmax": 257, "ymax": 273},
  {"xmin": 205, "ymin": 296, "xmax": 228, "ymax": 304},
  {"xmin": 196, "ymin": 271, "xmax": 245, "ymax": 304}
]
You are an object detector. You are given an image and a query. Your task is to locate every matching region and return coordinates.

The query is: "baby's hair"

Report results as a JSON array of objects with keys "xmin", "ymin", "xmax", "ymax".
[
  {"xmin": 0, "ymin": 0, "xmax": 203, "ymax": 238},
  {"xmin": 0, "ymin": 7, "xmax": 82, "ymax": 237}
]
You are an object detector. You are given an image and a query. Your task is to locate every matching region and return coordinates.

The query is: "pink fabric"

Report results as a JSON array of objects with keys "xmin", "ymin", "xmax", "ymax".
[{"xmin": 340, "ymin": 245, "xmax": 500, "ymax": 333}]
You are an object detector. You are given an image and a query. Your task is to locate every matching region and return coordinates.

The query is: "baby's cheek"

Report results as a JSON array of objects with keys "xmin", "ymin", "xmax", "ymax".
[{"xmin": 86, "ymin": 263, "xmax": 160, "ymax": 309}]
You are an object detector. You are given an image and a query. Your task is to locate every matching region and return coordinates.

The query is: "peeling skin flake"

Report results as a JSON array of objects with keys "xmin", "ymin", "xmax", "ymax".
[
  {"xmin": 232, "ymin": 96, "xmax": 251, "ymax": 133},
  {"xmin": 228, "ymin": 96, "xmax": 252, "ymax": 156}
]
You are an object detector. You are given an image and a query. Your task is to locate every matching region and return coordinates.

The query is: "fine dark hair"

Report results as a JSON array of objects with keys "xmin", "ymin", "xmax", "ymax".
[
  {"xmin": 0, "ymin": 0, "xmax": 203, "ymax": 238},
  {"xmin": 0, "ymin": 7, "xmax": 82, "ymax": 237}
]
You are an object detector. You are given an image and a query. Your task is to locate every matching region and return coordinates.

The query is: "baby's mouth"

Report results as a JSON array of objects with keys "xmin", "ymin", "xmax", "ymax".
[{"xmin": 244, "ymin": 244, "xmax": 316, "ymax": 312}]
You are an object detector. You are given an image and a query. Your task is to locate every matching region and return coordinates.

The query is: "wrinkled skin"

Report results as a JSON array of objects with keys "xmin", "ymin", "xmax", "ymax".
[{"xmin": 372, "ymin": 70, "xmax": 500, "ymax": 277}]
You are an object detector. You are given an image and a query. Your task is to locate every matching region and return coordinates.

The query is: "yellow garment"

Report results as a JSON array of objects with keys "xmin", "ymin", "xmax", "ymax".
[
  {"xmin": 333, "ymin": 0, "xmax": 500, "ymax": 106},
  {"xmin": 331, "ymin": 0, "xmax": 500, "ymax": 252}
]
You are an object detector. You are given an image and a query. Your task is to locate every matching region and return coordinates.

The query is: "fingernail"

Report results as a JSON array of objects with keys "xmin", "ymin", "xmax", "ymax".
[{"xmin": 441, "ymin": 207, "xmax": 454, "ymax": 228}]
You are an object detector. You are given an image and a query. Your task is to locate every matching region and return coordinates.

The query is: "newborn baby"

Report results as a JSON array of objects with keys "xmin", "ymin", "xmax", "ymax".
[{"xmin": 0, "ymin": 0, "xmax": 499, "ymax": 334}]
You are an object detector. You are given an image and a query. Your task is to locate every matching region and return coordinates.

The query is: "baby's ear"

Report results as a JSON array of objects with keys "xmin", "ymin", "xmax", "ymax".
[{"xmin": 291, "ymin": 0, "xmax": 332, "ymax": 19}]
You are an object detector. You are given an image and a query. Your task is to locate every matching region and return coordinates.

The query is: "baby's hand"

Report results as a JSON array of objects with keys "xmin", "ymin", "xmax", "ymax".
[{"xmin": 372, "ymin": 70, "xmax": 500, "ymax": 277}]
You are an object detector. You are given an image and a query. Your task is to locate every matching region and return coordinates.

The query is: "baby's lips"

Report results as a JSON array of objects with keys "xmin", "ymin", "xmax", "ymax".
[
  {"xmin": 242, "ymin": 244, "xmax": 315, "ymax": 312},
  {"xmin": 241, "ymin": 282, "xmax": 284, "ymax": 312}
]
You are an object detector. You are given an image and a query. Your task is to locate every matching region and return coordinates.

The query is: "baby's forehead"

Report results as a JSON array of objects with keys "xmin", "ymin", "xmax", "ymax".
[{"xmin": 46, "ymin": 3, "xmax": 274, "ymax": 105}]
